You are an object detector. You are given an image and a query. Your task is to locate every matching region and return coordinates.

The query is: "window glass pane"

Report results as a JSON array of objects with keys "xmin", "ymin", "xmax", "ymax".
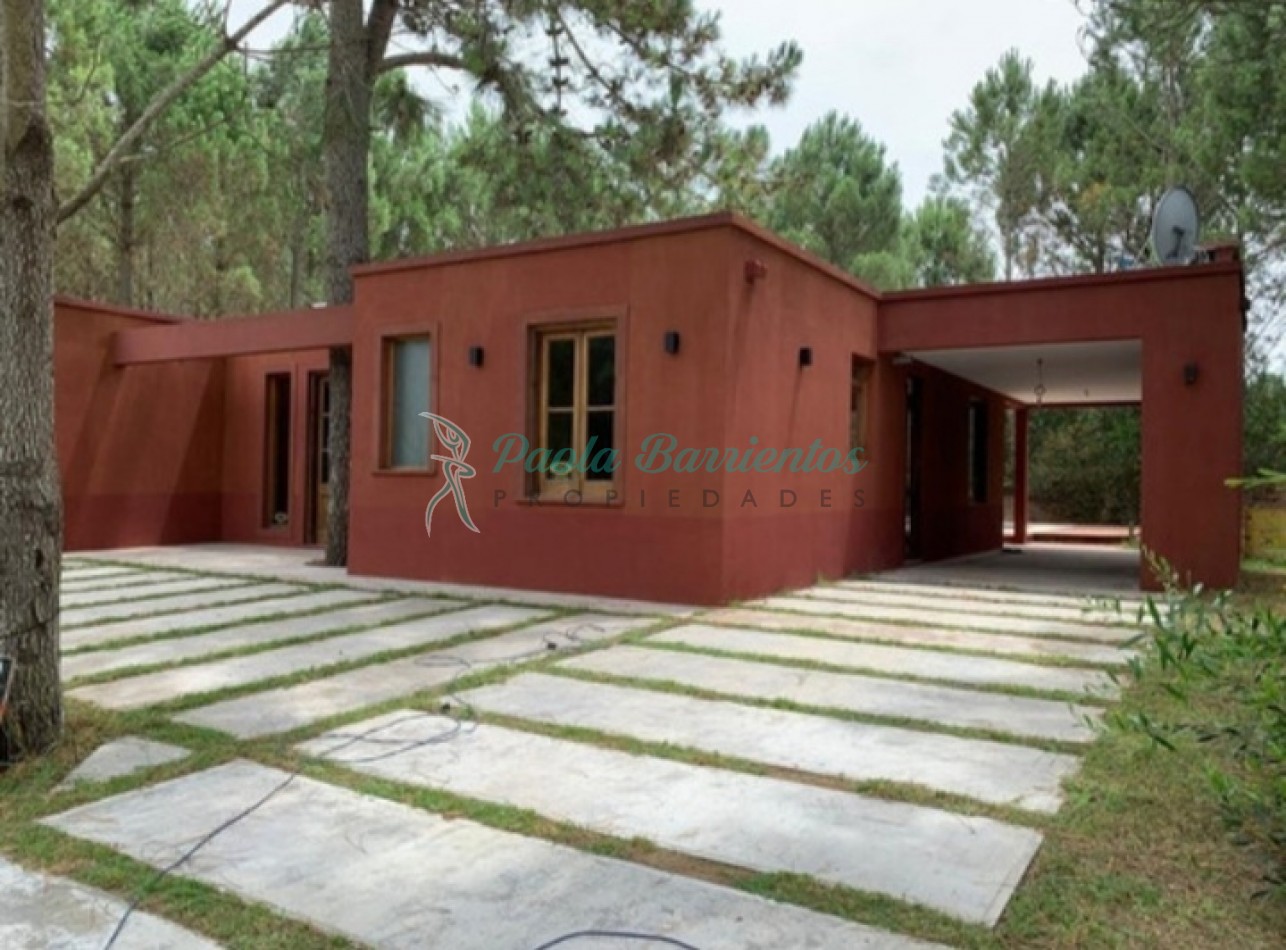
[
  {"xmin": 545, "ymin": 411, "xmax": 575, "ymax": 481},
  {"xmin": 390, "ymin": 337, "xmax": 430, "ymax": 467},
  {"xmin": 547, "ymin": 338, "xmax": 575, "ymax": 408},
  {"xmin": 587, "ymin": 335, "xmax": 615, "ymax": 407},
  {"xmin": 586, "ymin": 410, "xmax": 615, "ymax": 481}
]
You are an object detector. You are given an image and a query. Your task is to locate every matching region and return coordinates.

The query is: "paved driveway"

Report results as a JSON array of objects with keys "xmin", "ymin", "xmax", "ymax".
[{"xmin": 30, "ymin": 548, "xmax": 1142, "ymax": 948}]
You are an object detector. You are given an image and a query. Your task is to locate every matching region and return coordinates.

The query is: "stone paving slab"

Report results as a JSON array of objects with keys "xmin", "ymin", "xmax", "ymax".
[
  {"xmin": 0, "ymin": 855, "xmax": 219, "ymax": 949},
  {"xmin": 61, "ymin": 583, "xmax": 305, "ymax": 629},
  {"xmin": 304, "ymin": 714, "xmax": 1042, "ymax": 926},
  {"xmin": 704, "ymin": 608, "xmax": 1131, "ymax": 666},
  {"xmin": 754, "ymin": 596, "xmax": 1137, "ymax": 644},
  {"xmin": 57, "ymin": 737, "xmax": 189, "ymax": 789},
  {"xmin": 74, "ymin": 546, "xmax": 699, "ymax": 618},
  {"xmin": 841, "ymin": 579, "xmax": 1146, "ymax": 610},
  {"xmin": 45, "ymin": 761, "xmax": 935, "ymax": 949},
  {"xmin": 653, "ymin": 624, "xmax": 1119, "ymax": 698},
  {"xmin": 799, "ymin": 585, "xmax": 1133, "ymax": 626},
  {"xmin": 177, "ymin": 614, "xmax": 659, "ymax": 738},
  {"xmin": 60, "ymin": 570, "xmax": 186, "ymax": 594},
  {"xmin": 62, "ymin": 593, "xmax": 415, "ymax": 678},
  {"xmin": 59, "ymin": 565, "xmax": 144, "ymax": 583},
  {"xmin": 462, "ymin": 674, "xmax": 1079, "ymax": 812},
  {"xmin": 564, "ymin": 646, "xmax": 1100, "ymax": 743},
  {"xmin": 61, "ymin": 577, "xmax": 251, "ymax": 610},
  {"xmin": 70, "ymin": 604, "xmax": 537, "ymax": 712}
]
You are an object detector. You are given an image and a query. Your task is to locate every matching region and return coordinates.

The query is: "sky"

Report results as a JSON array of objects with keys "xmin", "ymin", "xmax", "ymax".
[{"xmin": 229, "ymin": 0, "xmax": 1093, "ymax": 206}]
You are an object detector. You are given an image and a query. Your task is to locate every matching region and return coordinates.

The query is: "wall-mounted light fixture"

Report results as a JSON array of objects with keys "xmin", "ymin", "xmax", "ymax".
[
  {"xmin": 664, "ymin": 331, "xmax": 681, "ymax": 355},
  {"xmin": 745, "ymin": 259, "xmax": 768, "ymax": 285},
  {"xmin": 468, "ymin": 346, "xmax": 485, "ymax": 368},
  {"xmin": 799, "ymin": 347, "xmax": 813, "ymax": 368},
  {"xmin": 1184, "ymin": 362, "xmax": 1199, "ymax": 386}
]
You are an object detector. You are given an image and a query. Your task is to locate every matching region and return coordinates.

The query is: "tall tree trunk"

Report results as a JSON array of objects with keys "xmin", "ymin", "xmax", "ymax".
[
  {"xmin": 0, "ymin": 0, "xmax": 63, "ymax": 759},
  {"xmin": 321, "ymin": 0, "xmax": 373, "ymax": 566},
  {"xmin": 115, "ymin": 158, "xmax": 136, "ymax": 306}
]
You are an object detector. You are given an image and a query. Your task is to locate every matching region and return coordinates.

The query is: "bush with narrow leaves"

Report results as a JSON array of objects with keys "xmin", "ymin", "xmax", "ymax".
[{"xmin": 1107, "ymin": 556, "xmax": 1285, "ymax": 897}]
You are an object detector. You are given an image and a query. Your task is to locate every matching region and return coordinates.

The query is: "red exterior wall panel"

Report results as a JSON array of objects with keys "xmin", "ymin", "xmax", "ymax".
[
  {"xmin": 883, "ymin": 266, "xmax": 1245, "ymax": 589},
  {"xmin": 55, "ymin": 300, "xmax": 225, "ymax": 550},
  {"xmin": 345, "ymin": 227, "xmax": 738, "ymax": 603}
]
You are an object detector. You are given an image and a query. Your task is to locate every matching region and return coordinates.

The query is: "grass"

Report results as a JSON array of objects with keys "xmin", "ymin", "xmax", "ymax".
[
  {"xmin": 995, "ymin": 675, "xmax": 1286, "ymax": 948},
  {"xmin": 631, "ymin": 635, "xmax": 1119, "ymax": 705},
  {"xmin": 64, "ymin": 601, "xmax": 471, "ymax": 685},
  {"xmin": 701, "ymin": 612, "xmax": 1132, "ymax": 670},
  {"xmin": 541, "ymin": 663, "xmax": 1091, "ymax": 755}
]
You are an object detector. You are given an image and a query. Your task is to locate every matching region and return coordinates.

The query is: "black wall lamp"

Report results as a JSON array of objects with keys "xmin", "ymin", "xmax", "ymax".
[
  {"xmin": 468, "ymin": 346, "xmax": 485, "ymax": 368},
  {"xmin": 1184, "ymin": 361, "xmax": 1199, "ymax": 386},
  {"xmin": 745, "ymin": 259, "xmax": 768, "ymax": 285},
  {"xmin": 799, "ymin": 347, "xmax": 813, "ymax": 368},
  {"xmin": 664, "ymin": 331, "xmax": 681, "ymax": 355}
]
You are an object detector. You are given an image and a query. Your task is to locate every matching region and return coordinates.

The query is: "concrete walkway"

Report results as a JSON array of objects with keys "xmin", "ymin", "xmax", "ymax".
[
  {"xmin": 43, "ymin": 545, "xmax": 1144, "ymax": 946},
  {"xmin": 0, "ymin": 855, "xmax": 218, "ymax": 949},
  {"xmin": 46, "ymin": 761, "xmax": 934, "ymax": 950}
]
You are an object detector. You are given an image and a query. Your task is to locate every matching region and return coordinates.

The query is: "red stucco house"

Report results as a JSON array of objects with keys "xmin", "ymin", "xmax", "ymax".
[{"xmin": 55, "ymin": 213, "xmax": 1246, "ymax": 604}]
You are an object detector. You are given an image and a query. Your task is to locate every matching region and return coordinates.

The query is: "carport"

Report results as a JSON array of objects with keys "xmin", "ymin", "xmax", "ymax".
[{"xmin": 882, "ymin": 253, "xmax": 1245, "ymax": 591}]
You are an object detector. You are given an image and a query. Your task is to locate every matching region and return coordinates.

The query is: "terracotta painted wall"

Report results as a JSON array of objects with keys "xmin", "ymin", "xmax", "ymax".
[
  {"xmin": 908, "ymin": 364, "xmax": 1008, "ymax": 563},
  {"xmin": 716, "ymin": 229, "xmax": 894, "ymax": 600},
  {"xmin": 220, "ymin": 350, "xmax": 331, "ymax": 547},
  {"xmin": 346, "ymin": 227, "xmax": 737, "ymax": 604},
  {"xmin": 52, "ymin": 224, "xmax": 1244, "ymax": 601},
  {"xmin": 55, "ymin": 299, "xmax": 225, "ymax": 549},
  {"xmin": 883, "ymin": 264, "xmax": 1245, "ymax": 589}
]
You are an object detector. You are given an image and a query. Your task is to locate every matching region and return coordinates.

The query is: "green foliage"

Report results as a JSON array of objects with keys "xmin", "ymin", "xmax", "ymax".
[
  {"xmin": 1038, "ymin": 61, "xmax": 1160, "ymax": 273},
  {"xmin": 49, "ymin": 0, "xmax": 288, "ymax": 314},
  {"xmin": 1083, "ymin": 0, "xmax": 1286, "ymax": 357},
  {"xmin": 942, "ymin": 50, "xmax": 1054, "ymax": 280},
  {"xmin": 1108, "ymin": 560, "xmax": 1286, "ymax": 894},
  {"xmin": 1029, "ymin": 407, "xmax": 1141, "ymax": 524},
  {"xmin": 901, "ymin": 195, "xmax": 997, "ymax": 287},
  {"xmin": 1246, "ymin": 373, "xmax": 1286, "ymax": 478},
  {"xmin": 766, "ymin": 112, "xmax": 904, "ymax": 276}
]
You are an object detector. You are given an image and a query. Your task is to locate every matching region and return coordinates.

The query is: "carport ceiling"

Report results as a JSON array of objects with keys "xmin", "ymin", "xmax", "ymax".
[{"xmin": 908, "ymin": 341, "xmax": 1142, "ymax": 405}]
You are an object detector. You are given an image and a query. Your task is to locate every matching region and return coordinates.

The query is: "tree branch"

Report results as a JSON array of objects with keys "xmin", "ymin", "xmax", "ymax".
[
  {"xmin": 56, "ymin": 0, "xmax": 290, "ymax": 226},
  {"xmin": 375, "ymin": 50, "xmax": 467, "ymax": 75},
  {"xmin": 366, "ymin": 0, "xmax": 400, "ymax": 75}
]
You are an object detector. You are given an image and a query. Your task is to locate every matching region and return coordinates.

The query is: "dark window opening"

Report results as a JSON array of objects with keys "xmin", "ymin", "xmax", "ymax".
[
  {"xmin": 263, "ymin": 373, "xmax": 292, "ymax": 527},
  {"xmin": 968, "ymin": 399, "xmax": 990, "ymax": 504}
]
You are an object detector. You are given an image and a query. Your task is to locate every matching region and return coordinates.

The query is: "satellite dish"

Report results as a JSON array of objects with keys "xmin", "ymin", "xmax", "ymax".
[{"xmin": 1150, "ymin": 187, "xmax": 1201, "ymax": 265}]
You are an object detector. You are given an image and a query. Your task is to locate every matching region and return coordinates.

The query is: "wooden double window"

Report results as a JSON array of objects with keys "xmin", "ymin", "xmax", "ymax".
[
  {"xmin": 382, "ymin": 335, "xmax": 432, "ymax": 470},
  {"xmin": 533, "ymin": 323, "xmax": 618, "ymax": 501}
]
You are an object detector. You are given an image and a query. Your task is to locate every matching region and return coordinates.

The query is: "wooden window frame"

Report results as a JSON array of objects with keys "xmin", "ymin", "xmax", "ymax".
[
  {"xmin": 378, "ymin": 332, "xmax": 434, "ymax": 473},
  {"xmin": 529, "ymin": 320, "xmax": 620, "ymax": 504}
]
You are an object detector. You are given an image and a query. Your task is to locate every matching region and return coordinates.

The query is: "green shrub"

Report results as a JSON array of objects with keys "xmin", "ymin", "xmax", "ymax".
[{"xmin": 1107, "ymin": 562, "xmax": 1286, "ymax": 896}]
